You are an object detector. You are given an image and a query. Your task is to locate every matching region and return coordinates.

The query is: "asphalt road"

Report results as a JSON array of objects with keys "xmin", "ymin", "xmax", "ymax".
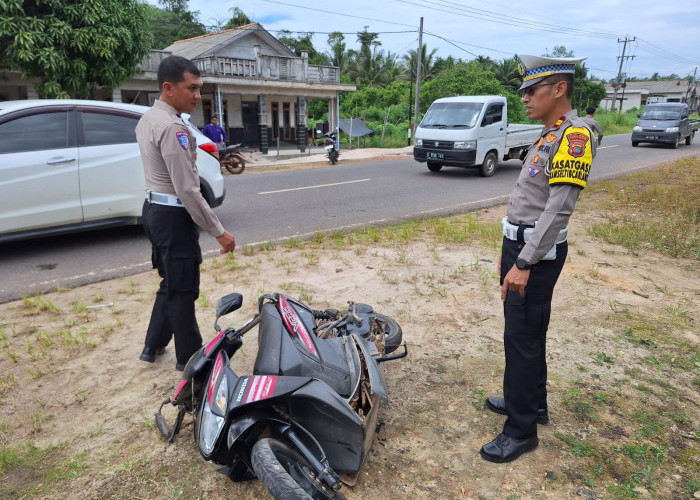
[{"xmin": 1, "ymin": 133, "xmax": 697, "ymax": 303}]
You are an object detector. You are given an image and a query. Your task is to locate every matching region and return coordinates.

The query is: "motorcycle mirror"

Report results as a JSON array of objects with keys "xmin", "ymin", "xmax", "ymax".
[{"xmin": 214, "ymin": 293, "xmax": 243, "ymax": 330}]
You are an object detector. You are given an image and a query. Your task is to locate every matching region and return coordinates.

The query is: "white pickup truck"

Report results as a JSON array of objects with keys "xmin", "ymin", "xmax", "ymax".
[{"xmin": 413, "ymin": 95, "xmax": 543, "ymax": 176}]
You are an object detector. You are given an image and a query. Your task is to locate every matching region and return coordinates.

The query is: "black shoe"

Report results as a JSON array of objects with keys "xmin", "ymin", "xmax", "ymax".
[
  {"xmin": 485, "ymin": 396, "xmax": 549, "ymax": 425},
  {"xmin": 139, "ymin": 346, "xmax": 166, "ymax": 363},
  {"xmin": 480, "ymin": 433, "xmax": 539, "ymax": 463},
  {"xmin": 175, "ymin": 363, "xmax": 186, "ymax": 372}
]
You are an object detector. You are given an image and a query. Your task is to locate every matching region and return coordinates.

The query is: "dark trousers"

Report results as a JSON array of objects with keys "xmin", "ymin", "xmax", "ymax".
[
  {"xmin": 141, "ymin": 201, "xmax": 203, "ymax": 365},
  {"xmin": 500, "ymin": 236, "xmax": 567, "ymax": 439}
]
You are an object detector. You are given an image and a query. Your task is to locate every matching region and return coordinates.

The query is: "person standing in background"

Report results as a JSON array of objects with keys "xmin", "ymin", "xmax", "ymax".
[
  {"xmin": 202, "ymin": 115, "xmax": 227, "ymax": 149},
  {"xmin": 582, "ymin": 106, "xmax": 604, "ymax": 146}
]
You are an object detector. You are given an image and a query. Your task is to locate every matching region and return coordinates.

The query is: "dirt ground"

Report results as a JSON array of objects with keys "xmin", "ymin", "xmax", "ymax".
[{"xmin": 0, "ymin": 164, "xmax": 698, "ymax": 500}]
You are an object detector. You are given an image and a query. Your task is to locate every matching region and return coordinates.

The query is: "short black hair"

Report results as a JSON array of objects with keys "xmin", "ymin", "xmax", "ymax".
[
  {"xmin": 211, "ymin": 115, "xmax": 218, "ymax": 120},
  {"xmin": 543, "ymin": 73, "xmax": 575, "ymax": 100},
  {"xmin": 157, "ymin": 56, "xmax": 201, "ymax": 90},
  {"xmin": 586, "ymin": 106, "xmax": 596, "ymax": 115}
]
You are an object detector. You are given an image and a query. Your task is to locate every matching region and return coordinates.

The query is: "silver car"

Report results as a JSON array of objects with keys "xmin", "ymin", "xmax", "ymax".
[{"xmin": 0, "ymin": 99, "xmax": 225, "ymax": 243}]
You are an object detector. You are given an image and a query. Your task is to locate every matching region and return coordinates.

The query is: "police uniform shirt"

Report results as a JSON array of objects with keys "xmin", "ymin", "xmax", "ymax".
[
  {"xmin": 582, "ymin": 115, "xmax": 604, "ymax": 143},
  {"xmin": 507, "ymin": 109, "xmax": 596, "ymax": 264},
  {"xmin": 136, "ymin": 100, "xmax": 225, "ymax": 238}
]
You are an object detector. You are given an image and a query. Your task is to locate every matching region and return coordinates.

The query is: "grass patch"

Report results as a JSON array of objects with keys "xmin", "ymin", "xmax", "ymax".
[
  {"xmin": 0, "ymin": 442, "xmax": 87, "ymax": 497},
  {"xmin": 594, "ymin": 108, "xmax": 641, "ymax": 136},
  {"xmin": 585, "ymin": 156, "xmax": 699, "ymax": 259}
]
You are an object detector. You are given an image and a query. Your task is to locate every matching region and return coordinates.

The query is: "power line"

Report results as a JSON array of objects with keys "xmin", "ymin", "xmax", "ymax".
[
  {"xmin": 392, "ymin": 0, "xmax": 617, "ymax": 39},
  {"xmin": 258, "ymin": 0, "xmax": 417, "ymax": 28}
]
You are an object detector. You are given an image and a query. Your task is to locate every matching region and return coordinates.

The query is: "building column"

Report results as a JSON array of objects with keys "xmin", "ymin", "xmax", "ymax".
[
  {"xmin": 258, "ymin": 94, "xmax": 268, "ymax": 154},
  {"xmin": 327, "ymin": 96, "xmax": 337, "ymax": 134},
  {"xmin": 296, "ymin": 96, "xmax": 307, "ymax": 152}
]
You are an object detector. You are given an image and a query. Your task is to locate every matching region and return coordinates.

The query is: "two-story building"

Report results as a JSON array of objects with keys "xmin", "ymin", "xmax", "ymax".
[{"xmin": 0, "ymin": 23, "xmax": 355, "ymax": 153}]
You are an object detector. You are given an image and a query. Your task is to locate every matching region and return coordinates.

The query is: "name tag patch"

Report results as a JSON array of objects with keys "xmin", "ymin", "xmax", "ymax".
[{"xmin": 176, "ymin": 131, "xmax": 189, "ymax": 150}]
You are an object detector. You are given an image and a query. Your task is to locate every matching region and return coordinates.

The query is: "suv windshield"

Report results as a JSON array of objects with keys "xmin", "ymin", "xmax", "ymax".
[
  {"xmin": 640, "ymin": 107, "xmax": 683, "ymax": 120},
  {"xmin": 420, "ymin": 102, "xmax": 484, "ymax": 128}
]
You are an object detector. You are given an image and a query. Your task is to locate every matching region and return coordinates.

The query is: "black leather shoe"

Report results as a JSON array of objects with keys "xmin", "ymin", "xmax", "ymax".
[
  {"xmin": 139, "ymin": 346, "xmax": 166, "ymax": 363},
  {"xmin": 480, "ymin": 433, "xmax": 539, "ymax": 463},
  {"xmin": 175, "ymin": 363, "xmax": 186, "ymax": 371},
  {"xmin": 485, "ymin": 396, "xmax": 549, "ymax": 425}
]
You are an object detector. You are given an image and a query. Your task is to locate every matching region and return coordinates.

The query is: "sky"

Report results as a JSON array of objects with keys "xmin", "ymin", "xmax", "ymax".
[{"xmin": 153, "ymin": 0, "xmax": 700, "ymax": 81}]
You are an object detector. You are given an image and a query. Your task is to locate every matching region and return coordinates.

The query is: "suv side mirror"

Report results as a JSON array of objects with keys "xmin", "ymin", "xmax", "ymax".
[{"xmin": 637, "ymin": 113, "xmax": 641, "ymax": 118}]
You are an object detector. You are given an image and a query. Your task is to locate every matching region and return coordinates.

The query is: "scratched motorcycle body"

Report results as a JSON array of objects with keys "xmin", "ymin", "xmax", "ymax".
[{"xmin": 155, "ymin": 292, "xmax": 405, "ymax": 500}]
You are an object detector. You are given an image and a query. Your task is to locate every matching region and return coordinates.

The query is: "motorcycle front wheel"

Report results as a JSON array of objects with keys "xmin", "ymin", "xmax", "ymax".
[
  {"xmin": 221, "ymin": 153, "xmax": 245, "ymax": 174},
  {"xmin": 251, "ymin": 438, "xmax": 346, "ymax": 500}
]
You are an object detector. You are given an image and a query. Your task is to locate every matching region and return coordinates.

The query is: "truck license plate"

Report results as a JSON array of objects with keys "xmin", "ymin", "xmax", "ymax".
[
  {"xmin": 646, "ymin": 135, "xmax": 658, "ymax": 140},
  {"xmin": 427, "ymin": 152, "xmax": 444, "ymax": 160}
]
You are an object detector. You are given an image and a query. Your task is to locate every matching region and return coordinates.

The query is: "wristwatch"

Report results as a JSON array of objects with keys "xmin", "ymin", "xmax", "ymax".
[{"xmin": 515, "ymin": 258, "xmax": 532, "ymax": 270}]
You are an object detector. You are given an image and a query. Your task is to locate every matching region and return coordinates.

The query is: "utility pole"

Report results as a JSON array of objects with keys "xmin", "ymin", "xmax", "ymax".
[
  {"xmin": 685, "ymin": 66, "xmax": 697, "ymax": 103},
  {"xmin": 407, "ymin": 78, "xmax": 413, "ymax": 145},
  {"xmin": 412, "ymin": 17, "xmax": 423, "ymax": 140},
  {"xmin": 610, "ymin": 36, "xmax": 636, "ymax": 111}
]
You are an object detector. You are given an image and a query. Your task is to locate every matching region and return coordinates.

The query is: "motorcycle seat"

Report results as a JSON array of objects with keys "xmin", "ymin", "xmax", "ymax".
[{"xmin": 254, "ymin": 302, "xmax": 361, "ymax": 399}]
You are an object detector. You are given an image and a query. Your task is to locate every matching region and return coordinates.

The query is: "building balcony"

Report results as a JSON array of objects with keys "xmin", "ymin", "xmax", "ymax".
[{"xmin": 137, "ymin": 50, "xmax": 340, "ymax": 85}]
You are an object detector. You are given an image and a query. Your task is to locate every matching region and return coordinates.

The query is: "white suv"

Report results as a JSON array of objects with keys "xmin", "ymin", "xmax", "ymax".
[{"xmin": 0, "ymin": 100, "xmax": 225, "ymax": 243}]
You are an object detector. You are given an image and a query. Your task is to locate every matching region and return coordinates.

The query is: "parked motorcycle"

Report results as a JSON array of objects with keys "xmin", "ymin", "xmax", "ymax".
[
  {"xmin": 219, "ymin": 143, "xmax": 246, "ymax": 174},
  {"xmin": 155, "ymin": 292, "xmax": 406, "ymax": 500},
  {"xmin": 317, "ymin": 130, "xmax": 340, "ymax": 165}
]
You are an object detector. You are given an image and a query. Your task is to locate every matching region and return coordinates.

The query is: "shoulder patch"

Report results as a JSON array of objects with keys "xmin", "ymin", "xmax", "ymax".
[
  {"xmin": 549, "ymin": 127, "xmax": 593, "ymax": 189},
  {"xmin": 176, "ymin": 131, "xmax": 189, "ymax": 150},
  {"xmin": 545, "ymin": 133, "xmax": 558, "ymax": 143}
]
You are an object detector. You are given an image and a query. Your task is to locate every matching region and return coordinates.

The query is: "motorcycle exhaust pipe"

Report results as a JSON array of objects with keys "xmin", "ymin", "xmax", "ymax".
[
  {"xmin": 155, "ymin": 397, "xmax": 172, "ymax": 440},
  {"xmin": 155, "ymin": 398, "xmax": 186, "ymax": 443}
]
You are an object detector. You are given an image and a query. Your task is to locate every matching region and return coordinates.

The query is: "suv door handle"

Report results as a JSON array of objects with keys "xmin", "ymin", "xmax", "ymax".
[{"xmin": 46, "ymin": 157, "xmax": 76, "ymax": 165}]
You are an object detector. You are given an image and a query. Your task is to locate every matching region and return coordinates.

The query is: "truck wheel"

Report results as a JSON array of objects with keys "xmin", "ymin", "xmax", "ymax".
[
  {"xmin": 632, "ymin": 141, "xmax": 639, "ymax": 147},
  {"xmin": 251, "ymin": 438, "xmax": 345, "ymax": 500},
  {"xmin": 686, "ymin": 132, "xmax": 694, "ymax": 145},
  {"xmin": 671, "ymin": 135, "xmax": 680, "ymax": 149},
  {"xmin": 427, "ymin": 162, "xmax": 442, "ymax": 172},
  {"xmin": 479, "ymin": 151, "xmax": 498, "ymax": 177}
]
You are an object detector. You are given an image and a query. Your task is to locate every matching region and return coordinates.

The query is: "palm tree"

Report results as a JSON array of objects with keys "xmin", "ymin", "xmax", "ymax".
[
  {"xmin": 494, "ymin": 58, "xmax": 522, "ymax": 91},
  {"xmin": 402, "ymin": 45, "xmax": 439, "ymax": 82}
]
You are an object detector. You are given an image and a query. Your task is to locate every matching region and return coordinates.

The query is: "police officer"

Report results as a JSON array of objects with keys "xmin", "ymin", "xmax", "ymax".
[
  {"xmin": 480, "ymin": 55, "xmax": 596, "ymax": 463},
  {"xmin": 136, "ymin": 56, "xmax": 236, "ymax": 371},
  {"xmin": 583, "ymin": 106, "xmax": 604, "ymax": 146}
]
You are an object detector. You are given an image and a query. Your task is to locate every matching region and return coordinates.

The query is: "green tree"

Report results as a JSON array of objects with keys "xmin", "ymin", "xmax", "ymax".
[
  {"xmin": 494, "ymin": 57, "xmax": 522, "ymax": 91},
  {"xmin": 573, "ymin": 64, "xmax": 606, "ymax": 111},
  {"xmin": 277, "ymin": 31, "xmax": 330, "ymax": 65},
  {"xmin": 145, "ymin": 0, "xmax": 206, "ymax": 49},
  {"xmin": 0, "ymin": 0, "xmax": 152, "ymax": 99},
  {"xmin": 402, "ymin": 45, "xmax": 440, "ymax": 82},
  {"xmin": 222, "ymin": 6, "xmax": 252, "ymax": 29},
  {"xmin": 544, "ymin": 45, "xmax": 574, "ymax": 58},
  {"xmin": 327, "ymin": 31, "xmax": 348, "ymax": 73}
]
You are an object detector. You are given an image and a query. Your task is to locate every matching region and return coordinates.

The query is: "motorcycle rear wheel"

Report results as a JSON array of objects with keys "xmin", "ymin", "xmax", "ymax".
[
  {"xmin": 221, "ymin": 153, "xmax": 245, "ymax": 174},
  {"xmin": 251, "ymin": 438, "xmax": 345, "ymax": 500}
]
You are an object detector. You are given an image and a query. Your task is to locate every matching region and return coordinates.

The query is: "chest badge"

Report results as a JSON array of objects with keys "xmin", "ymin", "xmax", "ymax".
[
  {"xmin": 545, "ymin": 133, "xmax": 557, "ymax": 143},
  {"xmin": 532, "ymin": 154, "xmax": 540, "ymax": 164},
  {"xmin": 529, "ymin": 167, "xmax": 542, "ymax": 177},
  {"xmin": 176, "ymin": 131, "xmax": 189, "ymax": 150}
]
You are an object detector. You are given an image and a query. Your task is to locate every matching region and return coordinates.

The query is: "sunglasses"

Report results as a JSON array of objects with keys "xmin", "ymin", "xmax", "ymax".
[{"xmin": 519, "ymin": 82, "xmax": 558, "ymax": 98}]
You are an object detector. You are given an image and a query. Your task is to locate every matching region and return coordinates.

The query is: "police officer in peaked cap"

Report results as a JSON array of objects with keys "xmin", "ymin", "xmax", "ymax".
[
  {"xmin": 136, "ymin": 56, "xmax": 236, "ymax": 371},
  {"xmin": 480, "ymin": 54, "xmax": 597, "ymax": 462}
]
